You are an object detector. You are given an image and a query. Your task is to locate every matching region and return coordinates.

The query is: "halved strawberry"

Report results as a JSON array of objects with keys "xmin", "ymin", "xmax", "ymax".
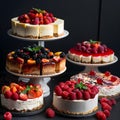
[
  {"xmin": 28, "ymin": 90, "xmax": 37, "ymax": 99},
  {"xmin": 19, "ymin": 93, "xmax": 28, "ymax": 101}
]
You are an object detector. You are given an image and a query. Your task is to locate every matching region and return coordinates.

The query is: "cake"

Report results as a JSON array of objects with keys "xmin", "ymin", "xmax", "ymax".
[
  {"xmin": 53, "ymin": 79, "xmax": 99, "ymax": 115},
  {"xmin": 11, "ymin": 8, "xmax": 64, "ymax": 39},
  {"xmin": 6, "ymin": 44, "xmax": 66, "ymax": 75},
  {"xmin": 68, "ymin": 40, "xmax": 115, "ymax": 63},
  {"xmin": 70, "ymin": 70, "xmax": 120, "ymax": 98},
  {"xmin": 1, "ymin": 82, "xmax": 43, "ymax": 112}
]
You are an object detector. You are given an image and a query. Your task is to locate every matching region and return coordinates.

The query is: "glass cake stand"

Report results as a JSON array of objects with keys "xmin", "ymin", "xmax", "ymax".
[
  {"xmin": 66, "ymin": 54, "xmax": 118, "ymax": 73},
  {"xmin": 7, "ymin": 29, "xmax": 69, "ymax": 97}
]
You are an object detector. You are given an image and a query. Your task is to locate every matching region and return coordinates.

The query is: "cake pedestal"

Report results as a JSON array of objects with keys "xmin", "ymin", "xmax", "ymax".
[
  {"xmin": 66, "ymin": 55, "xmax": 118, "ymax": 73},
  {"xmin": 7, "ymin": 29, "xmax": 69, "ymax": 97},
  {"xmin": 6, "ymin": 67, "xmax": 66, "ymax": 97}
]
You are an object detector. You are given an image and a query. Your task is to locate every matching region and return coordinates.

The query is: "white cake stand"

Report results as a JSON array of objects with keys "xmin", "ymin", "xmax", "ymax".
[
  {"xmin": 66, "ymin": 54, "xmax": 118, "ymax": 73},
  {"xmin": 7, "ymin": 29, "xmax": 69, "ymax": 97},
  {"xmin": 6, "ymin": 67, "xmax": 66, "ymax": 97}
]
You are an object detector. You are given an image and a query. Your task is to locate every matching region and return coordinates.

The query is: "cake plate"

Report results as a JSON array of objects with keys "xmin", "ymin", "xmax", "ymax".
[
  {"xmin": 66, "ymin": 54, "xmax": 118, "ymax": 73},
  {"xmin": 7, "ymin": 29, "xmax": 69, "ymax": 97},
  {"xmin": 6, "ymin": 67, "xmax": 66, "ymax": 97}
]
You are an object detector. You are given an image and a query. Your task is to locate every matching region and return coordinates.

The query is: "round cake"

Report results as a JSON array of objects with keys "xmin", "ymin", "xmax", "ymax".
[
  {"xmin": 70, "ymin": 70, "xmax": 120, "ymax": 98},
  {"xmin": 11, "ymin": 8, "xmax": 64, "ymax": 38},
  {"xmin": 68, "ymin": 40, "xmax": 115, "ymax": 63},
  {"xmin": 6, "ymin": 44, "xmax": 66, "ymax": 75},
  {"xmin": 1, "ymin": 82, "xmax": 43, "ymax": 112},
  {"xmin": 53, "ymin": 79, "xmax": 99, "ymax": 115}
]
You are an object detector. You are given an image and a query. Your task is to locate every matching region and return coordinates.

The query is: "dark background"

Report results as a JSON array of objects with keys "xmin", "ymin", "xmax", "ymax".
[{"xmin": 0, "ymin": 0, "xmax": 120, "ymax": 119}]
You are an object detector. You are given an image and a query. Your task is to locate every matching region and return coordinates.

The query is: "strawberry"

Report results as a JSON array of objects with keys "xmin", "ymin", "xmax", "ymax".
[
  {"xmin": 4, "ymin": 90, "xmax": 12, "ymax": 99},
  {"xmin": 96, "ymin": 111, "xmax": 106, "ymax": 120},
  {"xmin": 54, "ymin": 85, "xmax": 62, "ymax": 96},
  {"xmin": 4, "ymin": 112, "xmax": 12, "ymax": 120},
  {"xmin": 11, "ymin": 92, "xmax": 19, "ymax": 100},
  {"xmin": 83, "ymin": 91, "xmax": 90, "ymax": 100},
  {"xmin": 69, "ymin": 92, "xmax": 77, "ymax": 100},
  {"xmin": 103, "ymin": 109, "xmax": 110, "ymax": 118},
  {"xmin": 19, "ymin": 93, "xmax": 28, "ymax": 101},
  {"xmin": 28, "ymin": 90, "xmax": 37, "ymax": 99},
  {"xmin": 46, "ymin": 108, "xmax": 55, "ymax": 118}
]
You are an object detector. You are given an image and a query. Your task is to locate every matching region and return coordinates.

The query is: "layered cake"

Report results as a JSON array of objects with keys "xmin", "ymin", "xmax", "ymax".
[
  {"xmin": 6, "ymin": 44, "xmax": 66, "ymax": 75},
  {"xmin": 11, "ymin": 8, "xmax": 64, "ymax": 38},
  {"xmin": 1, "ymin": 82, "xmax": 43, "ymax": 112},
  {"xmin": 68, "ymin": 40, "xmax": 115, "ymax": 63},
  {"xmin": 53, "ymin": 80, "xmax": 99, "ymax": 115},
  {"xmin": 70, "ymin": 70, "xmax": 120, "ymax": 98}
]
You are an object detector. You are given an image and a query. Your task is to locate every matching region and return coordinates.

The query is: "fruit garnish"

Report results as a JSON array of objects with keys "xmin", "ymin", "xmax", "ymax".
[
  {"xmin": 55, "ymin": 52, "xmax": 62, "ymax": 56},
  {"xmin": 27, "ymin": 59, "xmax": 36, "ymax": 64},
  {"xmin": 89, "ymin": 70, "xmax": 96, "ymax": 76},
  {"xmin": 97, "ymin": 78, "xmax": 103, "ymax": 85},
  {"xmin": 4, "ymin": 112, "xmax": 12, "ymax": 120},
  {"xmin": 104, "ymin": 71, "xmax": 111, "ymax": 76},
  {"xmin": 110, "ymin": 75, "xmax": 117, "ymax": 82},
  {"xmin": 19, "ymin": 93, "xmax": 28, "ymax": 101},
  {"xmin": 75, "ymin": 82, "xmax": 87, "ymax": 90},
  {"xmin": 46, "ymin": 108, "xmax": 55, "ymax": 118}
]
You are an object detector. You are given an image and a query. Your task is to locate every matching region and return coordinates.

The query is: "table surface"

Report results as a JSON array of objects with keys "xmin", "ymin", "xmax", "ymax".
[{"xmin": 0, "ymin": 71, "xmax": 120, "ymax": 120}]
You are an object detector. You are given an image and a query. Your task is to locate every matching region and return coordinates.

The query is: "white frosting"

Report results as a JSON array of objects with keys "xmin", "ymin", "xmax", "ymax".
[
  {"xmin": 11, "ymin": 17, "xmax": 64, "ymax": 38},
  {"xmin": 53, "ymin": 93, "xmax": 98, "ymax": 114},
  {"xmin": 1, "ymin": 94, "xmax": 44, "ymax": 111},
  {"xmin": 70, "ymin": 72, "xmax": 120, "ymax": 97},
  {"xmin": 102, "ymin": 55, "xmax": 111, "ymax": 62}
]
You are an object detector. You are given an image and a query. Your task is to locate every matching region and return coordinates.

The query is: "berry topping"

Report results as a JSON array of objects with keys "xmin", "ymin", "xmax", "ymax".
[
  {"xmin": 96, "ymin": 111, "xmax": 106, "ymax": 120},
  {"xmin": 18, "ymin": 8, "xmax": 56, "ymax": 25},
  {"xmin": 54, "ymin": 80, "xmax": 98, "ymax": 100}
]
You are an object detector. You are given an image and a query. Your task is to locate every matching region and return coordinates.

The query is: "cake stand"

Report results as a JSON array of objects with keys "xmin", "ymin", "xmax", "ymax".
[
  {"xmin": 7, "ymin": 29, "xmax": 69, "ymax": 97},
  {"xmin": 66, "ymin": 54, "xmax": 118, "ymax": 73}
]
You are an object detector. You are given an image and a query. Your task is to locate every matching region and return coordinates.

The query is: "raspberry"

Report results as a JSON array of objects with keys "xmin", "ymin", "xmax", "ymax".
[
  {"xmin": 4, "ymin": 90, "xmax": 12, "ymax": 99},
  {"xmin": 104, "ymin": 71, "xmax": 111, "ymax": 76},
  {"xmin": 69, "ymin": 92, "xmax": 77, "ymax": 100},
  {"xmin": 46, "ymin": 108, "xmax": 55, "ymax": 118},
  {"xmin": 96, "ymin": 111, "xmax": 106, "ymax": 120},
  {"xmin": 76, "ymin": 91, "xmax": 83, "ymax": 99},
  {"xmin": 62, "ymin": 91, "xmax": 69, "ymax": 99},
  {"xmin": 100, "ymin": 97, "xmax": 109, "ymax": 104},
  {"xmin": 110, "ymin": 98, "xmax": 116, "ymax": 105},
  {"xmin": 101, "ymin": 102, "xmax": 112, "ymax": 111},
  {"xmin": 54, "ymin": 85, "xmax": 62, "ymax": 96},
  {"xmin": 62, "ymin": 84, "xmax": 69, "ymax": 91},
  {"xmin": 97, "ymin": 78, "xmax": 103, "ymax": 85},
  {"xmin": 90, "ymin": 90, "xmax": 96, "ymax": 98},
  {"xmin": 110, "ymin": 75, "xmax": 117, "ymax": 82},
  {"xmin": 89, "ymin": 70, "xmax": 96, "ymax": 76},
  {"xmin": 59, "ymin": 82, "xmax": 65, "ymax": 89},
  {"xmin": 103, "ymin": 109, "xmax": 110, "ymax": 118},
  {"xmin": 83, "ymin": 91, "xmax": 90, "ymax": 100},
  {"xmin": 4, "ymin": 112, "xmax": 12, "ymax": 120}
]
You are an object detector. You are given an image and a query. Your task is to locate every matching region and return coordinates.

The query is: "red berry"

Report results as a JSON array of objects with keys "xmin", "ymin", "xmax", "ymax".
[
  {"xmin": 110, "ymin": 75, "xmax": 117, "ymax": 82},
  {"xmin": 97, "ymin": 78, "xmax": 103, "ymax": 85},
  {"xmin": 59, "ymin": 82, "xmax": 65, "ymax": 89},
  {"xmin": 103, "ymin": 109, "xmax": 110, "ymax": 118},
  {"xmin": 101, "ymin": 102, "xmax": 112, "ymax": 111},
  {"xmin": 96, "ymin": 111, "xmax": 106, "ymax": 120},
  {"xmin": 104, "ymin": 71, "xmax": 111, "ymax": 76},
  {"xmin": 11, "ymin": 92, "xmax": 19, "ymax": 100},
  {"xmin": 100, "ymin": 97, "xmax": 109, "ymax": 104},
  {"xmin": 62, "ymin": 91, "xmax": 69, "ymax": 99},
  {"xmin": 69, "ymin": 92, "xmax": 77, "ymax": 100},
  {"xmin": 90, "ymin": 90, "xmax": 96, "ymax": 98},
  {"xmin": 62, "ymin": 84, "xmax": 69, "ymax": 91},
  {"xmin": 46, "ymin": 108, "xmax": 55, "ymax": 118},
  {"xmin": 19, "ymin": 93, "xmax": 28, "ymax": 101},
  {"xmin": 89, "ymin": 70, "xmax": 96, "ymax": 76},
  {"xmin": 54, "ymin": 85, "xmax": 62, "ymax": 96},
  {"xmin": 83, "ymin": 91, "xmax": 90, "ymax": 100},
  {"xmin": 4, "ymin": 90, "xmax": 12, "ymax": 99},
  {"xmin": 110, "ymin": 98, "xmax": 116, "ymax": 105},
  {"xmin": 4, "ymin": 112, "xmax": 12, "ymax": 120},
  {"xmin": 76, "ymin": 91, "xmax": 83, "ymax": 99}
]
